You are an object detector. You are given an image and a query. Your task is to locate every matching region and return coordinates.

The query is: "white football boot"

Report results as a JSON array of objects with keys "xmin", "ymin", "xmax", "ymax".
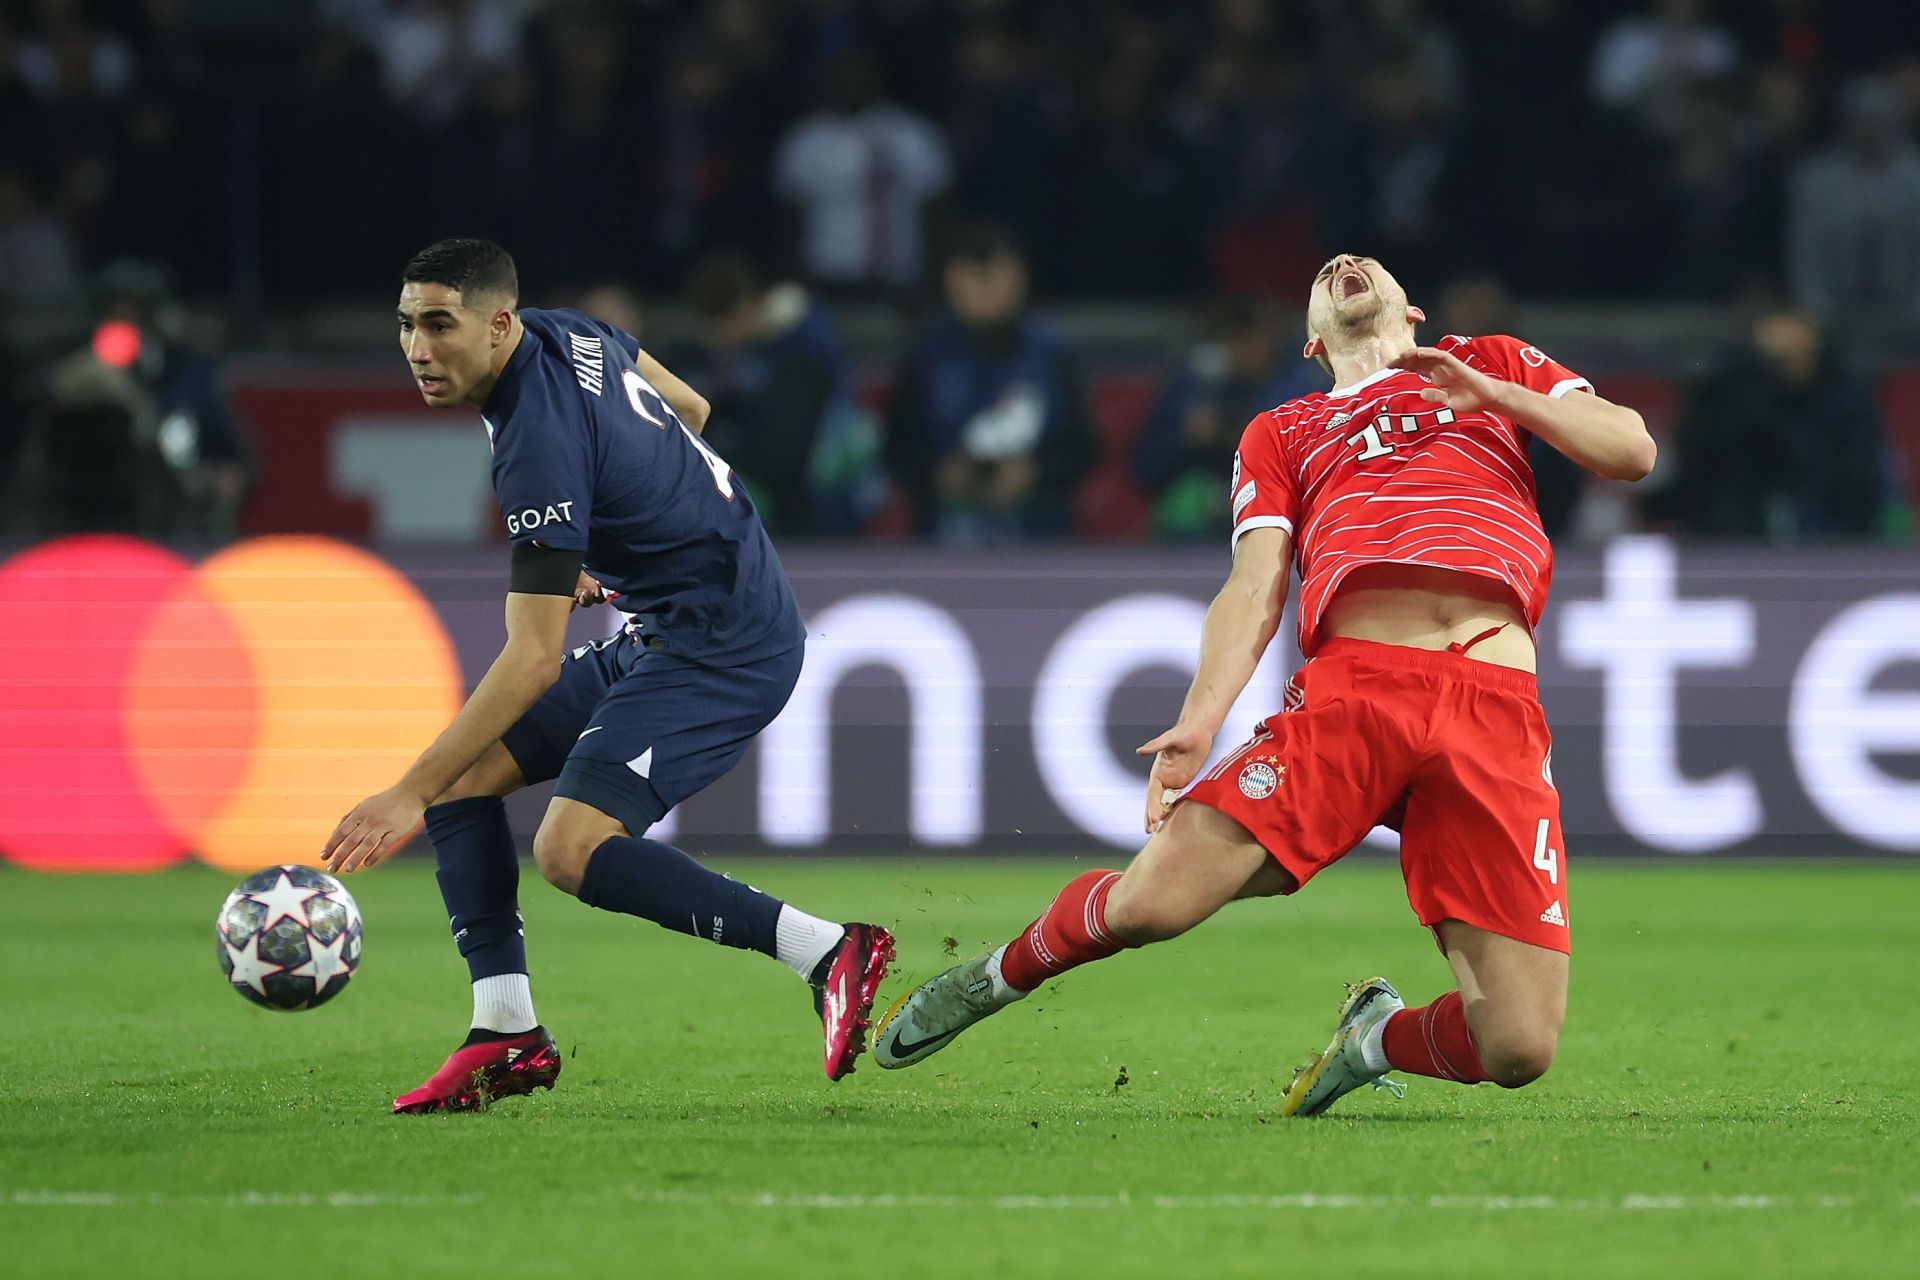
[
  {"xmin": 1279, "ymin": 976, "xmax": 1409, "ymax": 1117},
  {"xmin": 871, "ymin": 949, "xmax": 1025, "ymax": 1069}
]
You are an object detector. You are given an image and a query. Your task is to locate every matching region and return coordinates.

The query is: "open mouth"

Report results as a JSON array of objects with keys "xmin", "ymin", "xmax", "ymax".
[
  {"xmin": 1334, "ymin": 269, "xmax": 1371, "ymax": 302},
  {"xmin": 417, "ymin": 374, "xmax": 449, "ymax": 394}
]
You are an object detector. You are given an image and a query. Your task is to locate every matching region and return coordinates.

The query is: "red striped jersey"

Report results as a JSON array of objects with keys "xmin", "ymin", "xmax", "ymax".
[{"xmin": 1229, "ymin": 333, "xmax": 1592, "ymax": 657}]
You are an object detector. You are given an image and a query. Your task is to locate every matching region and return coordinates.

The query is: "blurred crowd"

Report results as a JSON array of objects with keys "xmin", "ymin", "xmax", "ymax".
[
  {"xmin": 0, "ymin": 0, "xmax": 1916, "ymax": 544},
  {"xmin": 4, "ymin": 0, "xmax": 1919, "ymax": 308}
]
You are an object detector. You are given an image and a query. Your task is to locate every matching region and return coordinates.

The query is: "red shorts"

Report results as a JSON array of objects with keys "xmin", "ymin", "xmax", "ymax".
[{"xmin": 1180, "ymin": 637, "xmax": 1569, "ymax": 953}]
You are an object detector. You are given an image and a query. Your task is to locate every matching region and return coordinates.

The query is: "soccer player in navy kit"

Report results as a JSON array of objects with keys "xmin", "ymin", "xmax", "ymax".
[{"xmin": 321, "ymin": 239, "xmax": 893, "ymax": 1112}]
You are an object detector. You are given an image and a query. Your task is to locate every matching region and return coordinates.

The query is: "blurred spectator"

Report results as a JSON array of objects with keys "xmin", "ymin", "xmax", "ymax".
[
  {"xmin": 1327, "ymin": 57, "xmax": 1463, "ymax": 298},
  {"xmin": 1326, "ymin": 0, "xmax": 1467, "ymax": 120},
  {"xmin": 775, "ymin": 47, "xmax": 951, "ymax": 291},
  {"xmin": 666, "ymin": 251, "xmax": 881, "ymax": 536},
  {"xmin": 0, "ymin": 0, "xmax": 1899, "ymax": 311},
  {"xmin": 575, "ymin": 283, "xmax": 644, "ymax": 341},
  {"xmin": 14, "ymin": 1, "xmax": 136, "ymax": 102},
  {"xmin": 0, "ymin": 16, "xmax": 50, "ymax": 180},
  {"xmin": 370, "ymin": 0, "xmax": 521, "ymax": 129},
  {"xmin": 0, "ymin": 166, "xmax": 81, "ymax": 306},
  {"xmin": 944, "ymin": 23, "xmax": 1065, "ymax": 281},
  {"xmin": 1649, "ymin": 306, "xmax": 1891, "ymax": 540},
  {"xmin": 884, "ymin": 225, "xmax": 1091, "ymax": 542},
  {"xmin": 29, "ymin": 261, "xmax": 251, "ymax": 538},
  {"xmin": 1786, "ymin": 75, "xmax": 1920, "ymax": 331},
  {"xmin": 498, "ymin": 3, "xmax": 643, "ymax": 290},
  {"xmin": 20, "ymin": 0, "xmax": 132, "ymax": 239},
  {"xmin": 646, "ymin": 37, "xmax": 771, "ymax": 285},
  {"xmin": 1660, "ymin": 84, "xmax": 1783, "ymax": 299},
  {"xmin": 1055, "ymin": 13, "xmax": 1187, "ymax": 294},
  {"xmin": 1131, "ymin": 296, "xmax": 1318, "ymax": 542},
  {"xmin": 1590, "ymin": 0, "xmax": 1739, "ymax": 139}
]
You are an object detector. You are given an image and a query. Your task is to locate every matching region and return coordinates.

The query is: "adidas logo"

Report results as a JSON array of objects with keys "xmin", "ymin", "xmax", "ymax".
[
  {"xmin": 1282, "ymin": 676, "xmax": 1305, "ymax": 713},
  {"xmin": 505, "ymin": 1047, "xmax": 523, "ymax": 1064},
  {"xmin": 1538, "ymin": 900, "xmax": 1566, "ymax": 927}
]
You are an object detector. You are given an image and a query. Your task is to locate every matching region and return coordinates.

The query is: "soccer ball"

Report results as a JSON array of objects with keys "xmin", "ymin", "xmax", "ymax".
[{"xmin": 215, "ymin": 865, "xmax": 363, "ymax": 1011}]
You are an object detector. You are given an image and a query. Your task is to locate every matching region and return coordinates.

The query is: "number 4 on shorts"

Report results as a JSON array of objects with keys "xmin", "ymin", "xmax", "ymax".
[{"xmin": 1532, "ymin": 818, "xmax": 1558, "ymax": 885}]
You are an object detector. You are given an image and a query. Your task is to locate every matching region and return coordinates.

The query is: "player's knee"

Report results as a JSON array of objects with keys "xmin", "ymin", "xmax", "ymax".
[
  {"xmin": 531, "ymin": 825, "xmax": 596, "ymax": 895},
  {"xmin": 1102, "ymin": 883, "xmax": 1193, "ymax": 945},
  {"xmin": 1478, "ymin": 1024, "xmax": 1559, "ymax": 1088}
]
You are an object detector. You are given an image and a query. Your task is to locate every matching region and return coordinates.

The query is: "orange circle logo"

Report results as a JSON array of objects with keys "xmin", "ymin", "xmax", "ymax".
[{"xmin": 0, "ymin": 536, "xmax": 462, "ymax": 871}]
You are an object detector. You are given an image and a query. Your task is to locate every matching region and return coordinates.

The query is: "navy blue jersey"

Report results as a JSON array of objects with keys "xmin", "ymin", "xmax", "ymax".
[{"xmin": 481, "ymin": 307, "xmax": 803, "ymax": 666}]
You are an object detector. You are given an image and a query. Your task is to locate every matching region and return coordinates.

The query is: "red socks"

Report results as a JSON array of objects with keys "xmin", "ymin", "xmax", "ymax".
[
  {"xmin": 1381, "ymin": 991, "xmax": 1494, "ymax": 1084},
  {"xmin": 999, "ymin": 869, "xmax": 1129, "ymax": 993}
]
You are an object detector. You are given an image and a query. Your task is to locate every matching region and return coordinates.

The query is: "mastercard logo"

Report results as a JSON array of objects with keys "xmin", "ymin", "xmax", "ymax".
[{"xmin": 0, "ymin": 535, "xmax": 462, "ymax": 872}]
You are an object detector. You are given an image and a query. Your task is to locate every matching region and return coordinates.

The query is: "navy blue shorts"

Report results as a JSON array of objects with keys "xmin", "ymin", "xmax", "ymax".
[{"xmin": 500, "ymin": 634, "xmax": 804, "ymax": 838}]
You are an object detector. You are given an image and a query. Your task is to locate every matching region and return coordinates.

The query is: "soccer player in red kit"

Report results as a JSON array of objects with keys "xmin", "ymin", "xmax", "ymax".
[{"xmin": 873, "ymin": 254, "xmax": 1655, "ymax": 1115}]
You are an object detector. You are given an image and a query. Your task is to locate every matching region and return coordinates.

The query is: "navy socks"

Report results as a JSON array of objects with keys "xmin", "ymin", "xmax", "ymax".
[
  {"xmin": 426, "ymin": 796, "xmax": 527, "ymax": 981},
  {"xmin": 577, "ymin": 835, "xmax": 784, "ymax": 957}
]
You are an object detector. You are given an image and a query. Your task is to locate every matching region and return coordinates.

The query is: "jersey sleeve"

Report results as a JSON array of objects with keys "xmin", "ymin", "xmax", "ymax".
[
  {"xmin": 495, "ymin": 404, "xmax": 593, "ymax": 552},
  {"xmin": 606, "ymin": 325, "xmax": 641, "ymax": 365},
  {"xmin": 1446, "ymin": 333, "xmax": 1594, "ymax": 400},
  {"xmin": 1229, "ymin": 411, "xmax": 1300, "ymax": 548}
]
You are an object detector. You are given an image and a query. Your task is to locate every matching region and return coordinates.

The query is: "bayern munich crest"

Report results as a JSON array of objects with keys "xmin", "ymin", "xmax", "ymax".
[{"xmin": 1238, "ymin": 760, "xmax": 1282, "ymax": 799}]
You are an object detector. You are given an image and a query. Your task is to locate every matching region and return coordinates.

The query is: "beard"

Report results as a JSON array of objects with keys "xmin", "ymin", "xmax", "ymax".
[{"xmin": 1329, "ymin": 290, "xmax": 1387, "ymax": 333}]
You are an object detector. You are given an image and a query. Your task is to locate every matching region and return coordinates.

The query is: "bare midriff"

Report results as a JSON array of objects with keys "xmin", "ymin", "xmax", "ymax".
[{"xmin": 1318, "ymin": 562, "xmax": 1536, "ymax": 673}]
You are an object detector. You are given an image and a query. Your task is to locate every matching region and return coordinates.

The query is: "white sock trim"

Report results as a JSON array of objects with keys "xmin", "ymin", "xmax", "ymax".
[
  {"xmin": 1358, "ymin": 1013, "xmax": 1393, "ymax": 1075},
  {"xmin": 776, "ymin": 906, "xmax": 845, "ymax": 981},
  {"xmin": 984, "ymin": 944, "xmax": 1025, "ymax": 1004},
  {"xmin": 472, "ymin": 973, "xmax": 537, "ymax": 1034}
]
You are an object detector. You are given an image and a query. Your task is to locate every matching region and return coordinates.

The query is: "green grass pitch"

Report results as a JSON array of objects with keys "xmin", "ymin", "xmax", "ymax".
[{"xmin": 3, "ymin": 857, "xmax": 1915, "ymax": 1279}]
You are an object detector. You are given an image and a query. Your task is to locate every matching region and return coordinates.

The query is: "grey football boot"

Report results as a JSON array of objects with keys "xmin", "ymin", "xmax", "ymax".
[
  {"xmin": 1279, "ymin": 977, "xmax": 1409, "ymax": 1117},
  {"xmin": 871, "ymin": 948, "xmax": 1025, "ymax": 1069}
]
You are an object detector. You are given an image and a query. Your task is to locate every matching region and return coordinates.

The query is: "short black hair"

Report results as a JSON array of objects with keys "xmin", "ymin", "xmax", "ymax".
[
  {"xmin": 944, "ymin": 222, "xmax": 1024, "ymax": 268},
  {"xmin": 401, "ymin": 238, "xmax": 519, "ymax": 306}
]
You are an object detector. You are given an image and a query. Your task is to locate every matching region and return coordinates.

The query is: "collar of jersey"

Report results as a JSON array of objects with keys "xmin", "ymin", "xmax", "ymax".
[
  {"xmin": 481, "ymin": 319, "xmax": 541, "ymax": 418},
  {"xmin": 1327, "ymin": 366, "xmax": 1401, "ymax": 399}
]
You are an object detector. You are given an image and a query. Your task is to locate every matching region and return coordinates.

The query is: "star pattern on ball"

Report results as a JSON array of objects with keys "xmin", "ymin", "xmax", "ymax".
[
  {"xmin": 246, "ymin": 870, "xmax": 324, "ymax": 932},
  {"xmin": 317, "ymin": 890, "xmax": 362, "ymax": 931},
  {"xmin": 224, "ymin": 932, "xmax": 285, "ymax": 997},
  {"xmin": 290, "ymin": 929, "xmax": 353, "ymax": 993}
]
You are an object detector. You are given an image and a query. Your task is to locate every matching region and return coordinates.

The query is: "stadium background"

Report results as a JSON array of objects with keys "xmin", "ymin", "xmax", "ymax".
[
  {"xmin": 2, "ymin": 0, "xmax": 1916, "ymax": 868},
  {"xmin": 4, "ymin": 6, "xmax": 1919, "ymax": 1279}
]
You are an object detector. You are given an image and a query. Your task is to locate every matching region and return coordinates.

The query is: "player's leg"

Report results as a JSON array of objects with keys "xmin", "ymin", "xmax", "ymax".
[
  {"xmin": 1386, "ymin": 675, "xmax": 1568, "ymax": 1089},
  {"xmin": 1009, "ymin": 800, "xmax": 1288, "ymax": 983},
  {"xmin": 532, "ymin": 790, "xmax": 817, "ymax": 959},
  {"xmin": 536, "ymin": 647, "xmax": 894, "ymax": 1078},
  {"xmin": 1413, "ymin": 921, "xmax": 1566, "ymax": 1086},
  {"xmin": 392, "ymin": 642, "xmax": 619, "ymax": 1114},
  {"xmin": 873, "ymin": 801, "xmax": 1283, "ymax": 1069},
  {"xmin": 1332, "ymin": 925, "xmax": 1566, "ymax": 1098},
  {"xmin": 423, "ymin": 742, "xmax": 535, "ymax": 1039},
  {"xmin": 1289, "ymin": 664, "xmax": 1569, "ymax": 1115},
  {"xmin": 876, "ymin": 660, "xmax": 1414, "ymax": 1071},
  {"xmin": 535, "ymin": 646, "xmax": 842, "ymax": 968}
]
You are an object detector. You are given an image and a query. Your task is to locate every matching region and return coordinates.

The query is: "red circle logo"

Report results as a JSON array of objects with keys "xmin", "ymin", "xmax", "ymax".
[{"xmin": 0, "ymin": 536, "xmax": 462, "ymax": 871}]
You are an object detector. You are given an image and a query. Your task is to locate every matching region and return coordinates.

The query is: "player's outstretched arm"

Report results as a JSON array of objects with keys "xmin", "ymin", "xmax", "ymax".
[
  {"xmin": 1389, "ymin": 346, "xmax": 1656, "ymax": 481},
  {"xmin": 1138, "ymin": 525, "xmax": 1292, "ymax": 833},
  {"xmin": 632, "ymin": 347, "xmax": 711, "ymax": 433},
  {"xmin": 322, "ymin": 589, "xmax": 573, "ymax": 873}
]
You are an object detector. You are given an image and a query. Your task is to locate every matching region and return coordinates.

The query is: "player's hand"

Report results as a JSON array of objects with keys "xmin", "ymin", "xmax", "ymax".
[
  {"xmin": 1388, "ymin": 346, "xmax": 1506, "ymax": 414},
  {"xmin": 1137, "ymin": 721, "xmax": 1214, "ymax": 835},
  {"xmin": 572, "ymin": 571, "xmax": 606, "ymax": 610},
  {"xmin": 322, "ymin": 784, "xmax": 427, "ymax": 874}
]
